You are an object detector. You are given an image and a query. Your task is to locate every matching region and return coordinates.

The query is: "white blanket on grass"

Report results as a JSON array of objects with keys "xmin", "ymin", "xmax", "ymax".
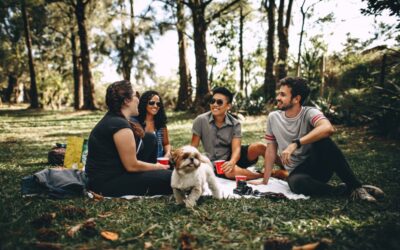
[{"xmin": 92, "ymin": 177, "xmax": 309, "ymax": 200}]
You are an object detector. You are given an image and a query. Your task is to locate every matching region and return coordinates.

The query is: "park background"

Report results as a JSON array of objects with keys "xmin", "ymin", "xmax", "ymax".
[{"xmin": 0, "ymin": 0, "xmax": 399, "ymax": 249}]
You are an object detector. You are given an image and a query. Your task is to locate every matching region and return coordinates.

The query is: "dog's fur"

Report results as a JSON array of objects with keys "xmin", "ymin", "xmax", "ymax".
[{"xmin": 170, "ymin": 145, "xmax": 221, "ymax": 208}]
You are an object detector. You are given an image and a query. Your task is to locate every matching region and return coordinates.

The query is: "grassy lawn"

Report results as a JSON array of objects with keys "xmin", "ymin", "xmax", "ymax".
[{"xmin": 0, "ymin": 107, "xmax": 399, "ymax": 249}]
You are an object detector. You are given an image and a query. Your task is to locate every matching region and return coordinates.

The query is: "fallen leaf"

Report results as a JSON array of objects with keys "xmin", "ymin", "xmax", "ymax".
[
  {"xmin": 61, "ymin": 205, "xmax": 86, "ymax": 219},
  {"xmin": 98, "ymin": 212, "xmax": 113, "ymax": 218},
  {"xmin": 292, "ymin": 238, "xmax": 332, "ymax": 250},
  {"xmin": 34, "ymin": 241, "xmax": 63, "ymax": 250},
  {"xmin": 179, "ymin": 232, "xmax": 195, "ymax": 250},
  {"xmin": 67, "ymin": 218, "xmax": 95, "ymax": 237},
  {"xmin": 101, "ymin": 231, "xmax": 119, "ymax": 241},
  {"xmin": 264, "ymin": 237, "xmax": 292, "ymax": 250},
  {"xmin": 67, "ymin": 224, "xmax": 83, "ymax": 238},
  {"xmin": 81, "ymin": 219, "xmax": 97, "ymax": 237},
  {"xmin": 144, "ymin": 241, "xmax": 153, "ymax": 249},
  {"xmin": 89, "ymin": 191, "xmax": 104, "ymax": 201}
]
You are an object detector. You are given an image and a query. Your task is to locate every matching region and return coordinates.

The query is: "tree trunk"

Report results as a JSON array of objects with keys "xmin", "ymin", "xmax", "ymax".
[
  {"xmin": 296, "ymin": 0, "xmax": 306, "ymax": 77},
  {"xmin": 5, "ymin": 74, "xmax": 17, "ymax": 103},
  {"xmin": 263, "ymin": 0, "xmax": 276, "ymax": 101},
  {"xmin": 71, "ymin": 30, "xmax": 83, "ymax": 110},
  {"xmin": 239, "ymin": 4, "xmax": 244, "ymax": 92},
  {"xmin": 75, "ymin": 0, "xmax": 96, "ymax": 110},
  {"xmin": 190, "ymin": 2, "xmax": 210, "ymax": 112},
  {"xmin": 176, "ymin": 0, "xmax": 192, "ymax": 111},
  {"xmin": 21, "ymin": 0, "xmax": 39, "ymax": 108},
  {"xmin": 118, "ymin": 0, "xmax": 135, "ymax": 81},
  {"xmin": 277, "ymin": 0, "xmax": 293, "ymax": 81},
  {"xmin": 380, "ymin": 53, "xmax": 387, "ymax": 87}
]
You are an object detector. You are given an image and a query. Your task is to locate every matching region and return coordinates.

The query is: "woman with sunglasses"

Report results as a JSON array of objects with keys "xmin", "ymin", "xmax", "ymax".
[
  {"xmin": 132, "ymin": 90, "xmax": 171, "ymax": 163},
  {"xmin": 85, "ymin": 81, "xmax": 172, "ymax": 197},
  {"xmin": 191, "ymin": 86, "xmax": 266, "ymax": 180}
]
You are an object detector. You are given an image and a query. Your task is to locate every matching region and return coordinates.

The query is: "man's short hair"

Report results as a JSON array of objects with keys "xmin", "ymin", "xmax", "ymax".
[
  {"xmin": 278, "ymin": 77, "xmax": 310, "ymax": 105},
  {"xmin": 212, "ymin": 87, "xmax": 234, "ymax": 103}
]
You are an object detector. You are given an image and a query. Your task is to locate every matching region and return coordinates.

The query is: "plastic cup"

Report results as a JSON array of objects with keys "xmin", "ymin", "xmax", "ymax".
[
  {"xmin": 235, "ymin": 175, "xmax": 247, "ymax": 186},
  {"xmin": 214, "ymin": 160, "xmax": 226, "ymax": 174},
  {"xmin": 157, "ymin": 157, "xmax": 169, "ymax": 165}
]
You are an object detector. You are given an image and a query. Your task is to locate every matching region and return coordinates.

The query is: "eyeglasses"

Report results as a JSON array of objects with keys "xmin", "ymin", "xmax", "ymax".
[
  {"xmin": 209, "ymin": 98, "xmax": 225, "ymax": 106},
  {"xmin": 148, "ymin": 101, "xmax": 161, "ymax": 107}
]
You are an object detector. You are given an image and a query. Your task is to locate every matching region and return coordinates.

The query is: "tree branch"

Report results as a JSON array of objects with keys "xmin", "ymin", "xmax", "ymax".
[{"xmin": 207, "ymin": 0, "xmax": 241, "ymax": 24}]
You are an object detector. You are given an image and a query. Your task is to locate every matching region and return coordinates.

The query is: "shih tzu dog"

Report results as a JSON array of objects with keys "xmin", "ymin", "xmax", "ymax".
[{"xmin": 170, "ymin": 145, "xmax": 221, "ymax": 208}]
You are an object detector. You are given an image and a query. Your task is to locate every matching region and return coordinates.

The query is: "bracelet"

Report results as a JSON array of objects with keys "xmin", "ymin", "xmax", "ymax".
[{"xmin": 292, "ymin": 139, "xmax": 301, "ymax": 148}]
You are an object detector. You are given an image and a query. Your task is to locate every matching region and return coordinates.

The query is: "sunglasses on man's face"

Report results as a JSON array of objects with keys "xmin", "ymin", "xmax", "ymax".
[
  {"xmin": 209, "ymin": 98, "xmax": 225, "ymax": 106},
  {"xmin": 148, "ymin": 100, "xmax": 161, "ymax": 107}
]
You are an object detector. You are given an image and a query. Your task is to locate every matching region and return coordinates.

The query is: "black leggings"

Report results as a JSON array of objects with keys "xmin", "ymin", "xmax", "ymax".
[
  {"xmin": 92, "ymin": 132, "xmax": 172, "ymax": 197},
  {"xmin": 99, "ymin": 170, "xmax": 173, "ymax": 197},
  {"xmin": 287, "ymin": 138, "xmax": 362, "ymax": 196}
]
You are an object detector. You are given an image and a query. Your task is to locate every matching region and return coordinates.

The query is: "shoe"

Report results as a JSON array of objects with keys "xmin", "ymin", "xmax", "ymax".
[
  {"xmin": 350, "ymin": 187, "xmax": 377, "ymax": 202},
  {"xmin": 362, "ymin": 185, "xmax": 385, "ymax": 200}
]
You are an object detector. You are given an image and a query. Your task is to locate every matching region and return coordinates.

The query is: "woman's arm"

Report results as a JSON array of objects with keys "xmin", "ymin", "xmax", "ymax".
[
  {"xmin": 114, "ymin": 128, "xmax": 168, "ymax": 172},
  {"xmin": 162, "ymin": 127, "xmax": 171, "ymax": 158}
]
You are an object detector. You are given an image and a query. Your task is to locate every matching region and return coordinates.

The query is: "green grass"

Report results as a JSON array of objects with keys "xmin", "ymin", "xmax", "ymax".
[{"xmin": 0, "ymin": 107, "xmax": 399, "ymax": 249}]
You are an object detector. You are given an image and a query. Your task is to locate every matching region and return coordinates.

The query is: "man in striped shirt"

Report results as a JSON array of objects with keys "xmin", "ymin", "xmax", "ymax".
[{"xmin": 257, "ymin": 77, "xmax": 383, "ymax": 202}]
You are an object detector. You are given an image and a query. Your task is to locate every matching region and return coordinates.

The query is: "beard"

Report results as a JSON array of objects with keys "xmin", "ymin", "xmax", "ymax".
[{"xmin": 277, "ymin": 101, "xmax": 294, "ymax": 111}]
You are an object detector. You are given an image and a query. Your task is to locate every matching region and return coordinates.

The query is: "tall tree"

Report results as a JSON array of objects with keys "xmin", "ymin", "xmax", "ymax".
[
  {"xmin": 20, "ymin": 0, "xmax": 39, "ymax": 108},
  {"xmin": 276, "ymin": 0, "xmax": 293, "ymax": 80},
  {"xmin": 115, "ymin": 0, "xmax": 135, "ymax": 81},
  {"xmin": 184, "ymin": 0, "xmax": 241, "ymax": 112},
  {"xmin": 176, "ymin": 0, "xmax": 192, "ymax": 111},
  {"xmin": 74, "ymin": 0, "xmax": 96, "ymax": 110},
  {"xmin": 0, "ymin": 1, "xmax": 26, "ymax": 104},
  {"xmin": 263, "ymin": 0, "xmax": 276, "ymax": 100}
]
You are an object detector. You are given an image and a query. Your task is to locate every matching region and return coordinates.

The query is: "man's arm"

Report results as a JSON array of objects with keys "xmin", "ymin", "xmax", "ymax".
[
  {"xmin": 250, "ymin": 143, "xmax": 277, "ymax": 185},
  {"xmin": 222, "ymin": 137, "xmax": 241, "ymax": 173},
  {"xmin": 262, "ymin": 143, "xmax": 277, "ymax": 184},
  {"xmin": 281, "ymin": 118, "xmax": 335, "ymax": 166},
  {"xmin": 191, "ymin": 134, "xmax": 201, "ymax": 148}
]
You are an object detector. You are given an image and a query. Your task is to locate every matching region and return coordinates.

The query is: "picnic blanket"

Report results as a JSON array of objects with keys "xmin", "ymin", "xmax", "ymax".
[{"xmin": 93, "ymin": 176, "xmax": 309, "ymax": 200}]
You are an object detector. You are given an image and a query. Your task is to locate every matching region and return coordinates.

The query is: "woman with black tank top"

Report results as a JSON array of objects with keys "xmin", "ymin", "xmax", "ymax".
[{"xmin": 85, "ymin": 80, "xmax": 172, "ymax": 197}]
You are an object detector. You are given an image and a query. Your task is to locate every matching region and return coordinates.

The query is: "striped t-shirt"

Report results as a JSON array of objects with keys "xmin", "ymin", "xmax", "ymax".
[{"xmin": 265, "ymin": 106, "xmax": 327, "ymax": 172}]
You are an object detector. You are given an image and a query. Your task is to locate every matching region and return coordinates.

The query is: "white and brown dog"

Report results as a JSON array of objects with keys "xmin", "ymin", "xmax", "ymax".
[{"xmin": 170, "ymin": 145, "xmax": 221, "ymax": 208}]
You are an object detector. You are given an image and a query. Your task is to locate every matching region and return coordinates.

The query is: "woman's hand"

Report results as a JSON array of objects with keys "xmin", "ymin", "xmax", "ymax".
[{"xmin": 155, "ymin": 162, "xmax": 169, "ymax": 170}]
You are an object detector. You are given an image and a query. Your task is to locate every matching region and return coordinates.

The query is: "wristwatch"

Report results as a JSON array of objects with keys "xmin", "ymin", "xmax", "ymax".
[{"xmin": 292, "ymin": 139, "xmax": 301, "ymax": 148}]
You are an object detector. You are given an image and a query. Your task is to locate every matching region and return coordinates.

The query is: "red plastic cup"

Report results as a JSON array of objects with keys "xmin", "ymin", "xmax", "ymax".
[
  {"xmin": 157, "ymin": 157, "xmax": 169, "ymax": 165},
  {"xmin": 235, "ymin": 175, "xmax": 247, "ymax": 186},
  {"xmin": 214, "ymin": 160, "xmax": 226, "ymax": 175}
]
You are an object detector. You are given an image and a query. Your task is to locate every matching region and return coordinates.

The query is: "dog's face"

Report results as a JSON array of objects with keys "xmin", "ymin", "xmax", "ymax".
[{"xmin": 172, "ymin": 146, "xmax": 202, "ymax": 174}]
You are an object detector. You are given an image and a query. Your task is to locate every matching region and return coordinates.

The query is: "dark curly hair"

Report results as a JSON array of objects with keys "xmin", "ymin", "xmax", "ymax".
[
  {"xmin": 136, "ymin": 90, "xmax": 167, "ymax": 129},
  {"xmin": 106, "ymin": 80, "xmax": 144, "ymax": 138},
  {"xmin": 278, "ymin": 77, "xmax": 310, "ymax": 105}
]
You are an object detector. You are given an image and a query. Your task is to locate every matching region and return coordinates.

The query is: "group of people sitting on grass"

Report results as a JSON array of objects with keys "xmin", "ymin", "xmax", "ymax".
[{"xmin": 84, "ymin": 77, "xmax": 383, "ymax": 202}]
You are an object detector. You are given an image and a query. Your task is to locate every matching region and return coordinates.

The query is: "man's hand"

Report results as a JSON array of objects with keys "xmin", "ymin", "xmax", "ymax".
[
  {"xmin": 281, "ymin": 143, "xmax": 297, "ymax": 166},
  {"xmin": 249, "ymin": 179, "xmax": 269, "ymax": 185},
  {"xmin": 221, "ymin": 160, "xmax": 235, "ymax": 173}
]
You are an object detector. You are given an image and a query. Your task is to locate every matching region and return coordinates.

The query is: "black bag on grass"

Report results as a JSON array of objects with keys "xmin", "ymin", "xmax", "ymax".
[{"xmin": 21, "ymin": 168, "xmax": 87, "ymax": 199}]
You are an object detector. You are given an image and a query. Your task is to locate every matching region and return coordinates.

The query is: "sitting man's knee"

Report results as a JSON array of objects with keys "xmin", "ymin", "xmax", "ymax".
[{"xmin": 287, "ymin": 175, "xmax": 309, "ymax": 194}]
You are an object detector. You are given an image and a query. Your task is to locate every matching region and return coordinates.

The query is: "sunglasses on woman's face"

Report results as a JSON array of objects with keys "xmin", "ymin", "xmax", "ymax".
[
  {"xmin": 209, "ymin": 98, "xmax": 225, "ymax": 106},
  {"xmin": 148, "ymin": 100, "xmax": 161, "ymax": 107}
]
